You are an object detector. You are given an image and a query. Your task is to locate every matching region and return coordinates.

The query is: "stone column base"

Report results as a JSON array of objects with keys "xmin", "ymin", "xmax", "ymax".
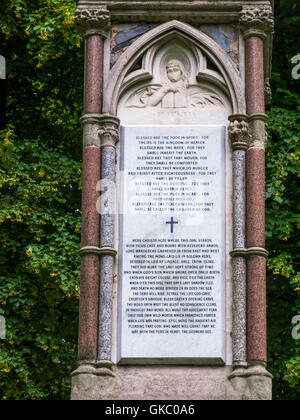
[
  {"xmin": 71, "ymin": 362, "xmax": 272, "ymax": 400},
  {"xmin": 228, "ymin": 364, "xmax": 273, "ymax": 400}
]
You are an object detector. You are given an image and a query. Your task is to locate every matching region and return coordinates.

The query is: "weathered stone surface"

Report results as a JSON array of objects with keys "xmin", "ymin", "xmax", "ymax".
[
  {"xmin": 113, "ymin": 24, "xmax": 159, "ymax": 53},
  {"xmin": 228, "ymin": 115, "xmax": 249, "ymax": 151},
  {"xmin": 111, "ymin": 23, "xmax": 239, "ymax": 68},
  {"xmin": 248, "ymin": 114, "xmax": 268, "ymax": 150},
  {"xmin": 240, "ymin": 4, "xmax": 274, "ymax": 36},
  {"xmin": 111, "ymin": 24, "xmax": 158, "ymax": 67},
  {"xmin": 81, "ymin": 113, "xmax": 102, "ymax": 148},
  {"xmin": 199, "ymin": 24, "xmax": 239, "ymax": 65},
  {"xmin": 71, "ymin": 364, "xmax": 272, "ymax": 400},
  {"xmin": 229, "ymin": 365, "xmax": 273, "ymax": 400},
  {"xmin": 75, "ymin": 5, "xmax": 111, "ymax": 37}
]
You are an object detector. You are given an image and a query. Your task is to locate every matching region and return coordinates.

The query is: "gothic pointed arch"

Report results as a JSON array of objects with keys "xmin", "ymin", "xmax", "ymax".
[{"xmin": 103, "ymin": 20, "xmax": 245, "ymax": 115}]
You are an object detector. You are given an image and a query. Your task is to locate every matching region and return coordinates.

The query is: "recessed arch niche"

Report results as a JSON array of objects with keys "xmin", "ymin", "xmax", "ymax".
[{"xmin": 103, "ymin": 20, "xmax": 245, "ymax": 123}]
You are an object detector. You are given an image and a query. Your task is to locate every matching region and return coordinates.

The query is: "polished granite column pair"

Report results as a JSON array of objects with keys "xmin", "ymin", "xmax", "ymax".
[
  {"xmin": 230, "ymin": 5, "xmax": 274, "ymax": 376},
  {"xmin": 75, "ymin": 6, "xmax": 119, "ymax": 368}
]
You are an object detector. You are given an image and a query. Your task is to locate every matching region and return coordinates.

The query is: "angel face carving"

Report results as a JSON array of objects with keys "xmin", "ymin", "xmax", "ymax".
[
  {"xmin": 166, "ymin": 59, "xmax": 187, "ymax": 83},
  {"xmin": 143, "ymin": 59, "xmax": 189, "ymax": 108},
  {"xmin": 127, "ymin": 57, "xmax": 224, "ymax": 110}
]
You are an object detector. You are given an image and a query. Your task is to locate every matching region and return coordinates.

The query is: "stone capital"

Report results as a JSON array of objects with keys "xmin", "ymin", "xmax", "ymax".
[
  {"xmin": 228, "ymin": 114, "xmax": 249, "ymax": 151},
  {"xmin": 240, "ymin": 4, "xmax": 274, "ymax": 40},
  {"xmin": 248, "ymin": 114, "xmax": 268, "ymax": 149},
  {"xmin": 75, "ymin": 6, "xmax": 111, "ymax": 38},
  {"xmin": 80, "ymin": 113, "xmax": 103, "ymax": 148},
  {"xmin": 80, "ymin": 113, "xmax": 102, "ymax": 126},
  {"xmin": 98, "ymin": 114, "xmax": 120, "ymax": 148}
]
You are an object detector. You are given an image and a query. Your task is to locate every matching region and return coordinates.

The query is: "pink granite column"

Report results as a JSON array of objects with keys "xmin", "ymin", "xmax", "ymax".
[
  {"xmin": 84, "ymin": 36, "xmax": 103, "ymax": 114},
  {"xmin": 78, "ymin": 145, "xmax": 101, "ymax": 361},
  {"xmin": 245, "ymin": 36, "xmax": 268, "ymax": 365},
  {"xmin": 245, "ymin": 37, "xmax": 265, "ymax": 116},
  {"xmin": 75, "ymin": 7, "xmax": 110, "ymax": 362}
]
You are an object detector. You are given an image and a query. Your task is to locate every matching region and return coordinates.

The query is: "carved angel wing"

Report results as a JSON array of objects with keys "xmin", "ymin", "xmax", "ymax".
[
  {"xmin": 188, "ymin": 87, "xmax": 224, "ymax": 108},
  {"xmin": 126, "ymin": 85, "xmax": 161, "ymax": 108}
]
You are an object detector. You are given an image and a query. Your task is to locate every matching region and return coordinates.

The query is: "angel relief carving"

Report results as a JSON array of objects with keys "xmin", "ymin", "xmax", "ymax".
[{"xmin": 126, "ymin": 59, "xmax": 224, "ymax": 109}]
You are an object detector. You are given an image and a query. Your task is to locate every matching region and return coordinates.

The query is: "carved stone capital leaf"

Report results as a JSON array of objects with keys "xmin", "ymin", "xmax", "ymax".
[
  {"xmin": 228, "ymin": 114, "xmax": 250, "ymax": 151},
  {"xmin": 75, "ymin": 7, "xmax": 111, "ymax": 38},
  {"xmin": 240, "ymin": 5, "xmax": 274, "ymax": 39},
  {"xmin": 98, "ymin": 115, "xmax": 120, "ymax": 148}
]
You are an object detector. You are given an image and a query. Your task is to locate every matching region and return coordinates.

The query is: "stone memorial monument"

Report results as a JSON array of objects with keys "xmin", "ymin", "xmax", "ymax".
[{"xmin": 71, "ymin": 0, "xmax": 274, "ymax": 400}]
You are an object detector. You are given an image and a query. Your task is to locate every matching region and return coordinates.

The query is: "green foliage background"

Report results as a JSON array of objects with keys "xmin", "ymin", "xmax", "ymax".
[
  {"xmin": 0, "ymin": 0, "xmax": 299, "ymax": 400},
  {"xmin": 266, "ymin": 0, "xmax": 300, "ymax": 401},
  {"xmin": 0, "ymin": 0, "xmax": 83, "ymax": 400}
]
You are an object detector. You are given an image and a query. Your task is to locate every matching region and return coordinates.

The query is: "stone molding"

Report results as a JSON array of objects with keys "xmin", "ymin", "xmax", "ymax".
[
  {"xmin": 229, "ymin": 364, "xmax": 273, "ymax": 380},
  {"xmin": 75, "ymin": 6, "xmax": 111, "ymax": 38},
  {"xmin": 98, "ymin": 114, "xmax": 120, "ymax": 148},
  {"xmin": 80, "ymin": 113, "xmax": 102, "ymax": 126},
  {"xmin": 228, "ymin": 114, "xmax": 249, "ymax": 151},
  {"xmin": 230, "ymin": 247, "xmax": 269, "ymax": 259},
  {"xmin": 72, "ymin": 360, "xmax": 115, "ymax": 378},
  {"xmin": 77, "ymin": 1, "xmax": 273, "ymax": 25},
  {"xmin": 247, "ymin": 247, "xmax": 269, "ymax": 259},
  {"xmin": 230, "ymin": 247, "xmax": 248, "ymax": 258},
  {"xmin": 240, "ymin": 4, "xmax": 274, "ymax": 40},
  {"xmin": 79, "ymin": 246, "xmax": 118, "ymax": 257}
]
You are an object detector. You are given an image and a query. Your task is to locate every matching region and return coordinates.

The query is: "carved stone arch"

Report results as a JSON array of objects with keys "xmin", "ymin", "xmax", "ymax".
[{"xmin": 103, "ymin": 20, "xmax": 245, "ymax": 115}]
